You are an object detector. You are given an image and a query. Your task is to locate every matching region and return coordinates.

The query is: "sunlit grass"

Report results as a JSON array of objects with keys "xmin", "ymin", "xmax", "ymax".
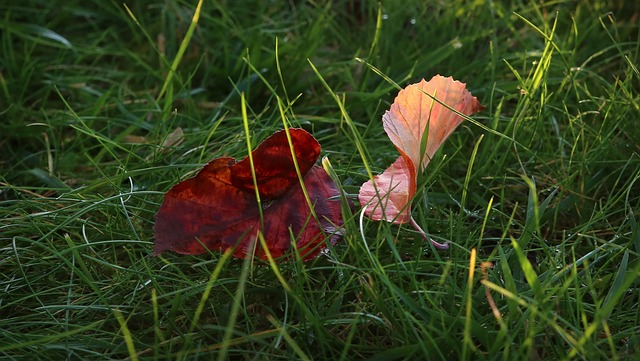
[{"xmin": 1, "ymin": 0, "xmax": 639, "ymax": 360}]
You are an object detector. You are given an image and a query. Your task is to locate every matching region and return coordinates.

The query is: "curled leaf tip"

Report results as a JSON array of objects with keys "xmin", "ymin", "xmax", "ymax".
[{"xmin": 358, "ymin": 156, "xmax": 414, "ymax": 224}]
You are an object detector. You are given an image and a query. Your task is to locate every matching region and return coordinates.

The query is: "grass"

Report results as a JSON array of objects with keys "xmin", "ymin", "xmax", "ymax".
[{"xmin": 1, "ymin": 0, "xmax": 639, "ymax": 359}]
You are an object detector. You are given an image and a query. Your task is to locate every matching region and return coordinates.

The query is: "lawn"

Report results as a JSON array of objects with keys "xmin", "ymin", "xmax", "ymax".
[{"xmin": 1, "ymin": 0, "xmax": 639, "ymax": 360}]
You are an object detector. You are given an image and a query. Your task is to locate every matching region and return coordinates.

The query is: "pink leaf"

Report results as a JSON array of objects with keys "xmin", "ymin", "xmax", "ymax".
[
  {"xmin": 358, "ymin": 156, "xmax": 415, "ymax": 224},
  {"xmin": 382, "ymin": 75, "xmax": 482, "ymax": 172},
  {"xmin": 358, "ymin": 75, "xmax": 482, "ymax": 248}
]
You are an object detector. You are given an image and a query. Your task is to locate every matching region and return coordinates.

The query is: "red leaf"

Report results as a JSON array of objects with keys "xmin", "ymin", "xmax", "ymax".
[
  {"xmin": 153, "ymin": 129, "xmax": 343, "ymax": 260},
  {"xmin": 231, "ymin": 128, "xmax": 321, "ymax": 199}
]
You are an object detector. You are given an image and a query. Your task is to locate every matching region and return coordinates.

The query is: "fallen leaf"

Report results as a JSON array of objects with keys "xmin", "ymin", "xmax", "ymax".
[
  {"xmin": 154, "ymin": 128, "xmax": 343, "ymax": 260},
  {"xmin": 358, "ymin": 75, "xmax": 482, "ymax": 248},
  {"xmin": 160, "ymin": 127, "xmax": 184, "ymax": 151}
]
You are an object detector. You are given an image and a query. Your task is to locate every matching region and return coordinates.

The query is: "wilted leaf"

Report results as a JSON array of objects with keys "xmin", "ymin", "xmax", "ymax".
[
  {"xmin": 154, "ymin": 129, "xmax": 343, "ymax": 260},
  {"xmin": 359, "ymin": 75, "xmax": 482, "ymax": 248}
]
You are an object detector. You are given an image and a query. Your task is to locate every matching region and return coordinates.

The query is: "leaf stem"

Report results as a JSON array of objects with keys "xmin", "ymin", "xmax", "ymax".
[{"xmin": 410, "ymin": 217, "xmax": 449, "ymax": 250}]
